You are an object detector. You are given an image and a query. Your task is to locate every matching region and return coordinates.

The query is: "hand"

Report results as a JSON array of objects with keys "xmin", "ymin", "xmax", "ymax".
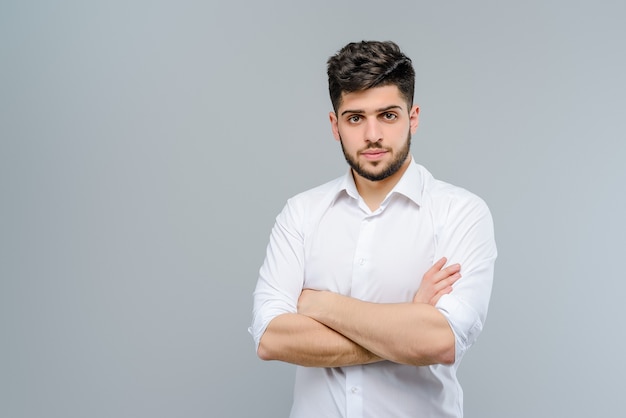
[
  {"xmin": 297, "ymin": 289, "xmax": 323, "ymax": 318},
  {"xmin": 413, "ymin": 257, "xmax": 461, "ymax": 306}
]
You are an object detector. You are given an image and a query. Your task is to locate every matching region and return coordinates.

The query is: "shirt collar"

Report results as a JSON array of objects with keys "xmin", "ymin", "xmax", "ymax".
[
  {"xmin": 332, "ymin": 156, "xmax": 425, "ymax": 207},
  {"xmin": 390, "ymin": 156, "xmax": 424, "ymax": 206}
]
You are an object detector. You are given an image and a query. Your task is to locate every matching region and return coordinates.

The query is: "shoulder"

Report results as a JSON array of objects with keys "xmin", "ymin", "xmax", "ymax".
[
  {"xmin": 420, "ymin": 170, "xmax": 496, "ymax": 258},
  {"xmin": 289, "ymin": 176, "xmax": 345, "ymax": 205},
  {"xmin": 421, "ymin": 168, "xmax": 492, "ymax": 222},
  {"xmin": 276, "ymin": 175, "xmax": 345, "ymax": 225}
]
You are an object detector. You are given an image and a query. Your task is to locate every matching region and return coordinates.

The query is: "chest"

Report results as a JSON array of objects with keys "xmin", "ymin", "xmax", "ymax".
[{"xmin": 303, "ymin": 202, "xmax": 436, "ymax": 303}]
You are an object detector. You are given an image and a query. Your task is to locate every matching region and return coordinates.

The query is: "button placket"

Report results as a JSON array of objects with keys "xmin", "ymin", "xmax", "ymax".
[{"xmin": 351, "ymin": 215, "xmax": 375, "ymax": 300}]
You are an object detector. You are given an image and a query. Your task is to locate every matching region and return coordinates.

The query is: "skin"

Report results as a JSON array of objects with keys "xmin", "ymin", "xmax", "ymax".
[
  {"xmin": 257, "ymin": 85, "xmax": 459, "ymax": 367},
  {"xmin": 297, "ymin": 261, "xmax": 459, "ymax": 366},
  {"xmin": 330, "ymin": 84, "xmax": 420, "ymax": 211},
  {"xmin": 258, "ymin": 258, "xmax": 461, "ymax": 367}
]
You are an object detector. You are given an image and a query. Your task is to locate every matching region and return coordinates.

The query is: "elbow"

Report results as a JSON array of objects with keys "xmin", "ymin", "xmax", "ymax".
[
  {"xmin": 256, "ymin": 336, "xmax": 276, "ymax": 361},
  {"xmin": 407, "ymin": 342, "xmax": 455, "ymax": 366},
  {"xmin": 438, "ymin": 342, "xmax": 456, "ymax": 365},
  {"xmin": 406, "ymin": 331, "xmax": 456, "ymax": 366},
  {"xmin": 432, "ymin": 330, "xmax": 456, "ymax": 365},
  {"xmin": 256, "ymin": 342, "xmax": 271, "ymax": 361}
]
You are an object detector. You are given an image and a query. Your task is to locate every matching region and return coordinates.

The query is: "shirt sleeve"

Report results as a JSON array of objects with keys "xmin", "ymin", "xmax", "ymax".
[
  {"xmin": 249, "ymin": 199, "xmax": 306, "ymax": 350},
  {"xmin": 433, "ymin": 191, "xmax": 497, "ymax": 361}
]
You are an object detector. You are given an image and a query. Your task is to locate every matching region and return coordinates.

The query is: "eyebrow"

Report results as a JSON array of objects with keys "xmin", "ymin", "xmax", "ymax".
[{"xmin": 340, "ymin": 105, "xmax": 404, "ymax": 116}]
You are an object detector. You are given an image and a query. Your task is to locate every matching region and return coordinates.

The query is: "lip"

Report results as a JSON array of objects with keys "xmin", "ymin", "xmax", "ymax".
[{"xmin": 360, "ymin": 150, "xmax": 388, "ymax": 160}]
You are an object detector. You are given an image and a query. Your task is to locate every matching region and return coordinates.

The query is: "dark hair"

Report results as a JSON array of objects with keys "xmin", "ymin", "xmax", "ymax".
[{"xmin": 327, "ymin": 40, "xmax": 415, "ymax": 112}]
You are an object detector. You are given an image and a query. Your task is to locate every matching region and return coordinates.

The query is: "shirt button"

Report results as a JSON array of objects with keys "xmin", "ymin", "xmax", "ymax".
[
  {"xmin": 351, "ymin": 387, "xmax": 359, "ymax": 394},
  {"xmin": 359, "ymin": 258, "xmax": 365, "ymax": 265}
]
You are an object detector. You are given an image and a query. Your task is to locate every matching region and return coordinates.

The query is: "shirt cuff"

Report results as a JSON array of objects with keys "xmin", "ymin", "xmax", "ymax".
[{"xmin": 436, "ymin": 294, "xmax": 483, "ymax": 361}]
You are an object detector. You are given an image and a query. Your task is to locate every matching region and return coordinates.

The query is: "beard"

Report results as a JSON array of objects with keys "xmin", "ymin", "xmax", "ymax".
[{"xmin": 339, "ymin": 131, "xmax": 411, "ymax": 182}]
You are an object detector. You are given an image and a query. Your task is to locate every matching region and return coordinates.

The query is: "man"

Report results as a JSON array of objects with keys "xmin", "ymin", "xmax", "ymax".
[{"xmin": 249, "ymin": 40, "xmax": 497, "ymax": 417}]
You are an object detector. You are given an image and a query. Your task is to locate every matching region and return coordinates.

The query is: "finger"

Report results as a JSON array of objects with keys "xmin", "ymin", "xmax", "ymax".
[
  {"xmin": 429, "ymin": 287, "xmax": 449, "ymax": 305},
  {"xmin": 442, "ymin": 263, "xmax": 461, "ymax": 275},
  {"xmin": 433, "ymin": 272, "xmax": 461, "ymax": 292},
  {"xmin": 432, "ymin": 263, "xmax": 460, "ymax": 281},
  {"xmin": 425, "ymin": 257, "xmax": 447, "ymax": 277},
  {"xmin": 429, "ymin": 266, "xmax": 460, "ymax": 286},
  {"xmin": 430, "ymin": 286, "xmax": 454, "ymax": 305},
  {"xmin": 432, "ymin": 278, "xmax": 460, "ymax": 302}
]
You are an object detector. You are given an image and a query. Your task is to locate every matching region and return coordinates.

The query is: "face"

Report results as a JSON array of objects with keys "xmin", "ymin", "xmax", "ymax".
[{"xmin": 330, "ymin": 85, "xmax": 419, "ymax": 183}]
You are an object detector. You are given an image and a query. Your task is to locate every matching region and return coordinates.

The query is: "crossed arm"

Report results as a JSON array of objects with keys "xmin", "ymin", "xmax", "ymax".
[{"xmin": 257, "ymin": 258, "xmax": 461, "ymax": 367}]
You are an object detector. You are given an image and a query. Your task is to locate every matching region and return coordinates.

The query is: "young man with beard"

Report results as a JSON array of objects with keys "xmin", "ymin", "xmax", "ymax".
[{"xmin": 250, "ymin": 41, "xmax": 497, "ymax": 417}]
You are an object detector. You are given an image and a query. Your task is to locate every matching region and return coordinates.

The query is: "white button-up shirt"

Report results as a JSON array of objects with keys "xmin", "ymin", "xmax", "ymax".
[{"xmin": 250, "ymin": 158, "xmax": 497, "ymax": 418}]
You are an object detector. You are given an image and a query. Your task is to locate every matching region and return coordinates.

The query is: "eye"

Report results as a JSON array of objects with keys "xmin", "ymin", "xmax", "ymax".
[
  {"xmin": 382, "ymin": 112, "xmax": 397, "ymax": 121},
  {"xmin": 347, "ymin": 115, "xmax": 362, "ymax": 123}
]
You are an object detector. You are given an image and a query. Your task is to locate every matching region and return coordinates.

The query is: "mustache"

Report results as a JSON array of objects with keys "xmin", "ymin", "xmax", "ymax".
[
  {"xmin": 363, "ymin": 142, "xmax": 384, "ymax": 150},
  {"xmin": 359, "ymin": 143, "xmax": 390, "ymax": 154}
]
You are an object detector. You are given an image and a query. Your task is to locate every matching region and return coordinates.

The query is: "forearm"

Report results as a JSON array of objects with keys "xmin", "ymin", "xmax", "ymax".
[
  {"xmin": 303, "ymin": 292, "xmax": 455, "ymax": 366},
  {"xmin": 257, "ymin": 313, "xmax": 383, "ymax": 367}
]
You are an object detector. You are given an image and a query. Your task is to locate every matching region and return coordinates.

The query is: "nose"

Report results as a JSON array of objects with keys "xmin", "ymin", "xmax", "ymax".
[{"xmin": 364, "ymin": 119, "xmax": 383, "ymax": 143}]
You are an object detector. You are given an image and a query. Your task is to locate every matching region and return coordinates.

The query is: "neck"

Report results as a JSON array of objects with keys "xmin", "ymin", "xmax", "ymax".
[{"xmin": 353, "ymin": 156, "xmax": 411, "ymax": 211}]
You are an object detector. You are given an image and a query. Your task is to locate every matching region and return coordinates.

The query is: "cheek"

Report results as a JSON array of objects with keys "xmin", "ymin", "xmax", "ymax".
[
  {"xmin": 390, "ymin": 125, "xmax": 411, "ymax": 141},
  {"xmin": 339, "ymin": 123, "xmax": 367, "ymax": 138},
  {"xmin": 338, "ymin": 132, "xmax": 362, "ymax": 150}
]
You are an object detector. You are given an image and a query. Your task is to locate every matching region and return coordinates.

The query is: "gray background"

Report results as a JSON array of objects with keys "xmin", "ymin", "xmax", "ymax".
[{"xmin": 1, "ymin": 1, "xmax": 625, "ymax": 417}]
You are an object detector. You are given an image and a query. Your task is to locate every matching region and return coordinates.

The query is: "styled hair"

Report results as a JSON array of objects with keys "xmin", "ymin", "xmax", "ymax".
[{"xmin": 327, "ymin": 40, "xmax": 415, "ymax": 112}]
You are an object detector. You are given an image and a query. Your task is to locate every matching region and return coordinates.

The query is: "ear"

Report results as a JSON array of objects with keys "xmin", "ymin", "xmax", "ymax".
[
  {"xmin": 409, "ymin": 105, "xmax": 420, "ymax": 134},
  {"xmin": 329, "ymin": 111, "xmax": 341, "ymax": 141}
]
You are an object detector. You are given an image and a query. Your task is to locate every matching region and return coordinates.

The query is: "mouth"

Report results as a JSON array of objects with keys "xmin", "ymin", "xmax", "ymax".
[{"xmin": 360, "ymin": 149, "xmax": 388, "ymax": 161}]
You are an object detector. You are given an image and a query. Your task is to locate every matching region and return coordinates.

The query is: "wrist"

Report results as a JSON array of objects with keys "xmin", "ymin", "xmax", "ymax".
[{"xmin": 312, "ymin": 291, "xmax": 344, "ymax": 326}]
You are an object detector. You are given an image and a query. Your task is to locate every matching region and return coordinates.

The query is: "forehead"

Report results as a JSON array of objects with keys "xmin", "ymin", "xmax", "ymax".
[{"xmin": 338, "ymin": 85, "xmax": 407, "ymax": 114}]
